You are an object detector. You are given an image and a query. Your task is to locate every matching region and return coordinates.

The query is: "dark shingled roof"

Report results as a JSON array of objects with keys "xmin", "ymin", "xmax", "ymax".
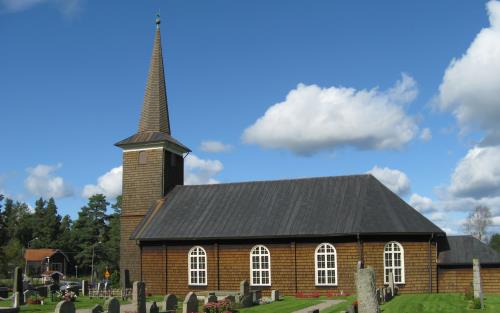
[
  {"xmin": 115, "ymin": 20, "xmax": 190, "ymax": 153},
  {"xmin": 438, "ymin": 235, "xmax": 500, "ymax": 265},
  {"xmin": 132, "ymin": 174, "xmax": 444, "ymax": 241}
]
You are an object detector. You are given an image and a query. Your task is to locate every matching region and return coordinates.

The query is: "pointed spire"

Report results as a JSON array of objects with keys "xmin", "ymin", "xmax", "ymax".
[{"xmin": 138, "ymin": 14, "xmax": 171, "ymax": 134}]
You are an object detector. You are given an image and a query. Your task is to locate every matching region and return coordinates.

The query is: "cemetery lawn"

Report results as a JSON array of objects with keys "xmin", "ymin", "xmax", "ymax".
[
  {"xmin": 0, "ymin": 296, "xmax": 129, "ymax": 313},
  {"xmin": 379, "ymin": 293, "xmax": 500, "ymax": 313},
  {"xmin": 237, "ymin": 296, "xmax": 321, "ymax": 313}
]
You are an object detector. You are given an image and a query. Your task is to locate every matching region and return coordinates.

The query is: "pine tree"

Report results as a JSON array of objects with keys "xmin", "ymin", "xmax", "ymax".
[
  {"xmin": 72, "ymin": 194, "xmax": 110, "ymax": 273},
  {"xmin": 105, "ymin": 195, "xmax": 121, "ymax": 271},
  {"xmin": 32, "ymin": 198, "xmax": 62, "ymax": 248}
]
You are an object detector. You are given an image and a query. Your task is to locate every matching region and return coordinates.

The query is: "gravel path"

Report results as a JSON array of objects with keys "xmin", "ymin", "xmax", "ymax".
[{"xmin": 292, "ymin": 299, "xmax": 345, "ymax": 313}]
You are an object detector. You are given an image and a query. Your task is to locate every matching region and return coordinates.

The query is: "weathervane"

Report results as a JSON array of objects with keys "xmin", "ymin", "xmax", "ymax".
[{"xmin": 156, "ymin": 11, "xmax": 161, "ymax": 28}]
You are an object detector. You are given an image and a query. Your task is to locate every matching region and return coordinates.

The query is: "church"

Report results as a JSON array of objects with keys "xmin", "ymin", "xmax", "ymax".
[{"xmin": 117, "ymin": 18, "xmax": 500, "ymax": 296}]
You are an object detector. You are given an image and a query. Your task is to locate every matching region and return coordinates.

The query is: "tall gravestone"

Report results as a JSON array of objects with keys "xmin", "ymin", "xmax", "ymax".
[
  {"xmin": 13, "ymin": 267, "xmax": 23, "ymax": 305},
  {"xmin": 473, "ymin": 258, "xmax": 484, "ymax": 309},
  {"xmin": 356, "ymin": 267, "xmax": 380, "ymax": 313},
  {"xmin": 132, "ymin": 282, "xmax": 146, "ymax": 313},
  {"xmin": 149, "ymin": 302, "xmax": 159, "ymax": 313},
  {"xmin": 55, "ymin": 300, "xmax": 76, "ymax": 313},
  {"xmin": 163, "ymin": 294, "xmax": 177, "ymax": 312},
  {"xmin": 182, "ymin": 292, "xmax": 198, "ymax": 313},
  {"xmin": 104, "ymin": 297, "xmax": 120, "ymax": 313},
  {"xmin": 388, "ymin": 272, "xmax": 395, "ymax": 297}
]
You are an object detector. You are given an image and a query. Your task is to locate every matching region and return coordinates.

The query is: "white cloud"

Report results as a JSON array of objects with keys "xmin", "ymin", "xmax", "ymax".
[
  {"xmin": 185, "ymin": 154, "xmax": 223, "ymax": 185},
  {"xmin": 243, "ymin": 74, "xmax": 419, "ymax": 155},
  {"xmin": 367, "ymin": 166, "xmax": 411, "ymax": 196},
  {"xmin": 200, "ymin": 140, "xmax": 233, "ymax": 153},
  {"xmin": 82, "ymin": 166, "xmax": 122, "ymax": 199},
  {"xmin": 1, "ymin": 0, "xmax": 81, "ymax": 17},
  {"xmin": 435, "ymin": 1, "xmax": 500, "ymax": 143},
  {"xmin": 25, "ymin": 164, "xmax": 73, "ymax": 199},
  {"xmin": 448, "ymin": 145, "xmax": 500, "ymax": 198},
  {"xmin": 410, "ymin": 193, "xmax": 434, "ymax": 213},
  {"xmin": 420, "ymin": 128, "xmax": 432, "ymax": 142}
]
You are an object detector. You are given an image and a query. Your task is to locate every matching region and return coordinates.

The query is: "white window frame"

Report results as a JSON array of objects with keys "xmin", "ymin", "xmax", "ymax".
[
  {"xmin": 314, "ymin": 243, "xmax": 338, "ymax": 286},
  {"xmin": 188, "ymin": 246, "xmax": 207, "ymax": 286},
  {"xmin": 384, "ymin": 241, "xmax": 405, "ymax": 284},
  {"xmin": 250, "ymin": 245, "xmax": 271, "ymax": 286}
]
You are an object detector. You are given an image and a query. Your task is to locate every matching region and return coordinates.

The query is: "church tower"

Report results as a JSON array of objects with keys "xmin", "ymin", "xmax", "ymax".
[{"xmin": 115, "ymin": 16, "xmax": 190, "ymax": 284}]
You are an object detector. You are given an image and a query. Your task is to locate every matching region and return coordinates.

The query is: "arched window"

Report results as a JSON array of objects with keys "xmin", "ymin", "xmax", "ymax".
[
  {"xmin": 384, "ymin": 241, "xmax": 405, "ymax": 284},
  {"xmin": 188, "ymin": 246, "xmax": 207, "ymax": 286},
  {"xmin": 315, "ymin": 243, "xmax": 337, "ymax": 286},
  {"xmin": 250, "ymin": 245, "xmax": 271, "ymax": 286}
]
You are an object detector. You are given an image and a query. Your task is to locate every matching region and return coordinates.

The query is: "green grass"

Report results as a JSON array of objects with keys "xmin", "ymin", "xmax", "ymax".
[
  {"xmin": 0, "ymin": 296, "xmax": 129, "ymax": 313},
  {"xmin": 380, "ymin": 293, "xmax": 500, "ymax": 313},
  {"xmin": 237, "ymin": 296, "xmax": 322, "ymax": 313}
]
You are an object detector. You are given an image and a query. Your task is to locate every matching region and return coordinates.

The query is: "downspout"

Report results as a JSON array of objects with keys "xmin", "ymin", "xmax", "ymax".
[
  {"xmin": 428, "ymin": 233, "xmax": 434, "ymax": 293},
  {"xmin": 357, "ymin": 233, "xmax": 363, "ymax": 266}
]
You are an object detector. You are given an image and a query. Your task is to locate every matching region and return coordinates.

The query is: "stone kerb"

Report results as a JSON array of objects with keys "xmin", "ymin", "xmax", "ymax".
[
  {"xmin": 55, "ymin": 301, "xmax": 76, "ymax": 313},
  {"xmin": 182, "ymin": 292, "xmax": 197, "ymax": 313}
]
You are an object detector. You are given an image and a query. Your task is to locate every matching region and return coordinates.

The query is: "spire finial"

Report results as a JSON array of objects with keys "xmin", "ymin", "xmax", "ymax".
[{"xmin": 155, "ymin": 11, "xmax": 161, "ymax": 29}]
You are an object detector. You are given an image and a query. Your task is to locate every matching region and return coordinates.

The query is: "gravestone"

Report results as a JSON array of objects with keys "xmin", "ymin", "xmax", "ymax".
[
  {"xmin": 388, "ymin": 272, "xmax": 395, "ymax": 297},
  {"xmin": 240, "ymin": 280, "xmax": 249, "ymax": 296},
  {"xmin": 104, "ymin": 297, "xmax": 120, "ymax": 313},
  {"xmin": 13, "ymin": 267, "xmax": 23, "ymax": 305},
  {"xmin": 123, "ymin": 270, "xmax": 131, "ymax": 289},
  {"xmin": 271, "ymin": 290, "xmax": 280, "ymax": 301},
  {"xmin": 473, "ymin": 258, "xmax": 484, "ymax": 309},
  {"xmin": 224, "ymin": 295, "xmax": 235, "ymax": 304},
  {"xmin": 149, "ymin": 302, "xmax": 159, "ymax": 313},
  {"xmin": 23, "ymin": 290, "xmax": 37, "ymax": 303},
  {"xmin": 0, "ymin": 287, "xmax": 8, "ymax": 298},
  {"xmin": 182, "ymin": 292, "xmax": 197, "ymax": 313},
  {"xmin": 355, "ymin": 267, "xmax": 380, "ymax": 313},
  {"xmin": 204, "ymin": 293, "xmax": 217, "ymax": 304},
  {"xmin": 55, "ymin": 300, "xmax": 76, "ymax": 313},
  {"xmin": 132, "ymin": 281, "xmax": 146, "ymax": 313},
  {"xmin": 91, "ymin": 304, "xmax": 103, "ymax": 313},
  {"xmin": 81, "ymin": 281, "xmax": 89, "ymax": 296},
  {"xmin": 375, "ymin": 288, "xmax": 381, "ymax": 305},
  {"xmin": 163, "ymin": 294, "xmax": 177, "ymax": 312},
  {"xmin": 35, "ymin": 286, "xmax": 48, "ymax": 298},
  {"xmin": 12, "ymin": 292, "xmax": 19, "ymax": 308},
  {"xmin": 251, "ymin": 290, "xmax": 261, "ymax": 303}
]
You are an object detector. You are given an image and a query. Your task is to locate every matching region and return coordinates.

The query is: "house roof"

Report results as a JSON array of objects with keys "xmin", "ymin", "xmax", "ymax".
[
  {"xmin": 132, "ymin": 174, "xmax": 444, "ymax": 241},
  {"xmin": 438, "ymin": 235, "xmax": 500, "ymax": 265},
  {"xmin": 24, "ymin": 249, "xmax": 68, "ymax": 262}
]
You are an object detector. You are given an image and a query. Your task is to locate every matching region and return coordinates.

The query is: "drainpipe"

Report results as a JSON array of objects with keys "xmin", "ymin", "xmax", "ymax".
[{"xmin": 357, "ymin": 233, "xmax": 363, "ymax": 266}]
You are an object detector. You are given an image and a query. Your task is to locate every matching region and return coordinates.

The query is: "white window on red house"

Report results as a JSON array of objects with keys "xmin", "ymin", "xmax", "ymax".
[
  {"xmin": 250, "ymin": 245, "xmax": 271, "ymax": 286},
  {"xmin": 384, "ymin": 241, "xmax": 405, "ymax": 284},
  {"xmin": 188, "ymin": 246, "xmax": 207, "ymax": 286},
  {"xmin": 315, "ymin": 243, "xmax": 337, "ymax": 286}
]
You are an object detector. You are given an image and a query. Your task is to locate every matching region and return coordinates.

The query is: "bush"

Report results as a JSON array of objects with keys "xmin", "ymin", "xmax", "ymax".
[{"xmin": 108, "ymin": 271, "xmax": 120, "ymax": 288}]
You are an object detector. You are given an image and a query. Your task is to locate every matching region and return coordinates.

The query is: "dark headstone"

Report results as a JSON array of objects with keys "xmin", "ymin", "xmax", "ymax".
[
  {"xmin": 123, "ymin": 269, "xmax": 131, "ymax": 289},
  {"xmin": 104, "ymin": 297, "xmax": 120, "ymax": 313},
  {"xmin": 0, "ymin": 287, "xmax": 8, "ymax": 298},
  {"xmin": 132, "ymin": 282, "xmax": 146, "ymax": 313},
  {"xmin": 182, "ymin": 292, "xmax": 197, "ymax": 313},
  {"xmin": 149, "ymin": 302, "xmax": 159, "ymax": 313},
  {"xmin": 204, "ymin": 293, "xmax": 217, "ymax": 304},
  {"xmin": 13, "ymin": 267, "xmax": 23, "ymax": 305},
  {"xmin": 35, "ymin": 286, "xmax": 48, "ymax": 298},
  {"xmin": 163, "ymin": 294, "xmax": 177, "ymax": 311},
  {"xmin": 240, "ymin": 280, "xmax": 249, "ymax": 296},
  {"xmin": 55, "ymin": 301, "xmax": 76, "ymax": 313},
  {"xmin": 91, "ymin": 304, "xmax": 103, "ymax": 313},
  {"xmin": 271, "ymin": 290, "xmax": 280, "ymax": 301}
]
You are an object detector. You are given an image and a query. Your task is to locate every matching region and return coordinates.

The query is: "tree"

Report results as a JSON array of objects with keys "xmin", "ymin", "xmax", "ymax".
[
  {"xmin": 31, "ymin": 197, "xmax": 62, "ymax": 248},
  {"xmin": 72, "ymin": 194, "xmax": 110, "ymax": 272},
  {"xmin": 104, "ymin": 195, "xmax": 121, "ymax": 271},
  {"xmin": 464, "ymin": 205, "xmax": 492, "ymax": 242},
  {"xmin": 490, "ymin": 233, "xmax": 500, "ymax": 253}
]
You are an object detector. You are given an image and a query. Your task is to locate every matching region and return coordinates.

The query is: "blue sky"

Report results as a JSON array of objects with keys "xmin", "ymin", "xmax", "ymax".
[{"xmin": 1, "ymin": 0, "xmax": 500, "ymax": 235}]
